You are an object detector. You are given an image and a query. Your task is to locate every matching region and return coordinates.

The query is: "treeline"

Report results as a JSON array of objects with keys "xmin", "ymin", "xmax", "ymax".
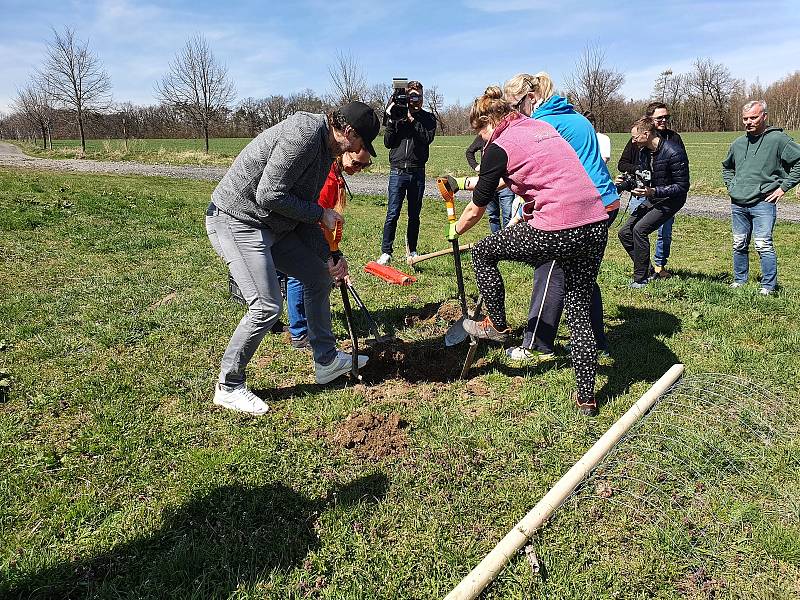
[{"xmin": 2, "ymin": 31, "xmax": 800, "ymax": 152}]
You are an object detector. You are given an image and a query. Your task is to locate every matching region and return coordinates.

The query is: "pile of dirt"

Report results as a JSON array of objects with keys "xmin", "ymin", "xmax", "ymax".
[{"xmin": 332, "ymin": 411, "xmax": 409, "ymax": 459}]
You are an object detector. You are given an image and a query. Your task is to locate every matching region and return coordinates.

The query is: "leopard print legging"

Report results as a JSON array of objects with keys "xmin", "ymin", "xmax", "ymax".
[{"xmin": 471, "ymin": 220, "xmax": 608, "ymax": 402}]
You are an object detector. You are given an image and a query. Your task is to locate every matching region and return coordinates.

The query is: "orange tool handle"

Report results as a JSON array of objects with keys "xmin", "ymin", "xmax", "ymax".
[
  {"xmin": 322, "ymin": 220, "xmax": 343, "ymax": 254},
  {"xmin": 436, "ymin": 177, "xmax": 457, "ymax": 224}
]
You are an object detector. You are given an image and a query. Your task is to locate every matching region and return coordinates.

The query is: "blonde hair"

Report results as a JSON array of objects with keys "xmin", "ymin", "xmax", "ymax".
[
  {"xmin": 503, "ymin": 72, "xmax": 555, "ymax": 103},
  {"xmin": 469, "ymin": 86, "xmax": 513, "ymax": 130}
]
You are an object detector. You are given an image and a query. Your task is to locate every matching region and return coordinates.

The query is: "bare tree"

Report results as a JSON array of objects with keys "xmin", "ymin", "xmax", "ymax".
[
  {"xmin": 565, "ymin": 43, "xmax": 625, "ymax": 130},
  {"xmin": 13, "ymin": 78, "xmax": 55, "ymax": 149},
  {"xmin": 765, "ymin": 71, "xmax": 800, "ymax": 130},
  {"xmin": 686, "ymin": 58, "xmax": 738, "ymax": 130},
  {"xmin": 156, "ymin": 34, "xmax": 235, "ymax": 153},
  {"xmin": 114, "ymin": 102, "xmax": 138, "ymax": 151},
  {"xmin": 289, "ymin": 88, "xmax": 327, "ymax": 114},
  {"xmin": 363, "ymin": 82, "xmax": 390, "ymax": 119},
  {"xmin": 425, "ymin": 85, "xmax": 447, "ymax": 134},
  {"xmin": 652, "ymin": 69, "xmax": 674, "ymax": 103},
  {"xmin": 327, "ymin": 51, "xmax": 367, "ymax": 105},
  {"xmin": 39, "ymin": 27, "xmax": 111, "ymax": 153},
  {"xmin": 261, "ymin": 95, "xmax": 295, "ymax": 128}
]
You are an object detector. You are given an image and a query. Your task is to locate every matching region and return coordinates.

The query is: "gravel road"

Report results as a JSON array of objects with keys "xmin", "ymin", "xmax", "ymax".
[{"xmin": 3, "ymin": 141, "xmax": 799, "ymax": 222}]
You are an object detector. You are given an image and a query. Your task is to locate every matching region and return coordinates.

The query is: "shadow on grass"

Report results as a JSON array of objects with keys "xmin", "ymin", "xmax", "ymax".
[
  {"xmin": 597, "ymin": 306, "xmax": 681, "ymax": 403},
  {"xmin": 3, "ymin": 473, "xmax": 389, "ymax": 600},
  {"xmin": 665, "ymin": 268, "xmax": 731, "ymax": 284},
  {"xmin": 333, "ymin": 300, "xmax": 445, "ymax": 340},
  {"xmin": 462, "ymin": 306, "xmax": 680, "ymax": 405}
]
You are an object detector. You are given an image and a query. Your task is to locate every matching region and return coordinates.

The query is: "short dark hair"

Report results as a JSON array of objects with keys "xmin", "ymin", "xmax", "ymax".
[
  {"xmin": 632, "ymin": 116, "xmax": 656, "ymax": 134},
  {"xmin": 327, "ymin": 109, "xmax": 348, "ymax": 132},
  {"xmin": 645, "ymin": 102, "xmax": 668, "ymax": 117},
  {"xmin": 407, "ymin": 80, "xmax": 423, "ymax": 93}
]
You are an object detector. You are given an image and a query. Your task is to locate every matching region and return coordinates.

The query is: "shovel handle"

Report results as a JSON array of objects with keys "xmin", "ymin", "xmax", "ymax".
[{"xmin": 437, "ymin": 177, "xmax": 457, "ymax": 224}]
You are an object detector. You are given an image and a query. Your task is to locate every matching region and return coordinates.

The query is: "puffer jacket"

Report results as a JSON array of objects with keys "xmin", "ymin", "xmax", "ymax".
[{"xmin": 637, "ymin": 137, "xmax": 690, "ymax": 208}]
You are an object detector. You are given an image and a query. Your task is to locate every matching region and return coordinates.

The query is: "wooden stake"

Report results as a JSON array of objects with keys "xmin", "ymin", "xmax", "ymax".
[{"xmin": 445, "ymin": 364, "xmax": 686, "ymax": 600}]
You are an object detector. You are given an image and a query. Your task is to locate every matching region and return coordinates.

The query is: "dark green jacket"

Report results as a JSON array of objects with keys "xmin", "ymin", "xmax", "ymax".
[{"xmin": 722, "ymin": 126, "xmax": 800, "ymax": 206}]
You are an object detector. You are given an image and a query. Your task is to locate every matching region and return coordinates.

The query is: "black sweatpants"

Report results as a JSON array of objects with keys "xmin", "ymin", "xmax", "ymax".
[
  {"xmin": 618, "ymin": 201, "xmax": 683, "ymax": 283},
  {"xmin": 524, "ymin": 209, "xmax": 618, "ymax": 353},
  {"xmin": 471, "ymin": 220, "xmax": 608, "ymax": 402}
]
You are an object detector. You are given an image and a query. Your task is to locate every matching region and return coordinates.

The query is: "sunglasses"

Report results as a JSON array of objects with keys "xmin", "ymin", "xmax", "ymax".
[
  {"xmin": 653, "ymin": 115, "xmax": 671, "ymax": 121},
  {"xmin": 351, "ymin": 159, "xmax": 372, "ymax": 169},
  {"xmin": 513, "ymin": 95, "xmax": 528, "ymax": 111}
]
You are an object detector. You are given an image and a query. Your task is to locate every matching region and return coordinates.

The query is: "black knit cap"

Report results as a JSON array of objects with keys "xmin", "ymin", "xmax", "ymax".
[{"xmin": 341, "ymin": 101, "xmax": 380, "ymax": 157}]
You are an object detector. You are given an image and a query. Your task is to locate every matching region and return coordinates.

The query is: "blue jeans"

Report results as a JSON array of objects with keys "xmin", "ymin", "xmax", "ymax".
[
  {"xmin": 485, "ymin": 187, "xmax": 515, "ymax": 233},
  {"xmin": 628, "ymin": 195, "xmax": 673, "ymax": 267},
  {"xmin": 731, "ymin": 202, "xmax": 777, "ymax": 290},
  {"xmin": 382, "ymin": 168, "xmax": 425, "ymax": 255},
  {"xmin": 286, "ymin": 277, "xmax": 307, "ymax": 339}
]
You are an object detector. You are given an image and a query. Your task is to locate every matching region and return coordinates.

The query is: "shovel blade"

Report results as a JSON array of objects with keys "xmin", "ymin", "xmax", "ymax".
[{"xmin": 445, "ymin": 318, "xmax": 469, "ymax": 346}]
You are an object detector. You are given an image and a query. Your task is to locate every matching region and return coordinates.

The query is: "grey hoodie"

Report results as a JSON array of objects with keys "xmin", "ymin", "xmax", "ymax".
[{"xmin": 212, "ymin": 112, "xmax": 334, "ymax": 259}]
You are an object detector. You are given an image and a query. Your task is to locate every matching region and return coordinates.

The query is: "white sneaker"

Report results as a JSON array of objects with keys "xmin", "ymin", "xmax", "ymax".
[
  {"xmin": 730, "ymin": 281, "xmax": 745, "ymax": 288},
  {"xmin": 315, "ymin": 351, "xmax": 369, "ymax": 384},
  {"xmin": 213, "ymin": 384, "xmax": 269, "ymax": 415},
  {"xmin": 759, "ymin": 287, "xmax": 775, "ymax": 296},
  {"xmin": 408, "ymin": 251, "xmax": 418, "ymax": 259},
  {"xmin": 376, "ymin": 253, "xmax": 392, "ymax": 266},
  {"xmin": 505, "ymin": 346, "xmax": 555, "ymax": 362}
]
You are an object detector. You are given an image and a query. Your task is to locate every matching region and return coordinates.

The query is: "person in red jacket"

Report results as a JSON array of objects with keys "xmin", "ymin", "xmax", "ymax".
[{"xmin": 286, "ymin": 148, "xmax": 373, "ymax": 348}]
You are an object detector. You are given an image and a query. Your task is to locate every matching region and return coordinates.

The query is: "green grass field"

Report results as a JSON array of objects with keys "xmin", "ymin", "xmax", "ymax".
[
  {"xmin": 1, "ymin": 168, "xmax": 798, "ymax": 598},
  {"xmin": 14, "ymin": 130, "xmax": 800, "ymax": 197}
]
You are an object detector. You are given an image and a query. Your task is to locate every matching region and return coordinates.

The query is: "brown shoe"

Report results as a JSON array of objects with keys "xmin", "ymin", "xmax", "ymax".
[
  {"xmin": 574, "ymin": 393, "xmax": 598, "ymax": 417},
  {"xmin": 653, "ymin": 266, "xmax": 672, "ymax": 279},
  {"xmin": 463, "ymin": 316, "xmax": 510, "ymax": 342}
]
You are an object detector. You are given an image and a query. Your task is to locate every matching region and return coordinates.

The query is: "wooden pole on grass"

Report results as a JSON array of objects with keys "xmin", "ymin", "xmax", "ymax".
[{"xmin": 445, "ymin": 363, "xmax": 686, "ymax": 600}]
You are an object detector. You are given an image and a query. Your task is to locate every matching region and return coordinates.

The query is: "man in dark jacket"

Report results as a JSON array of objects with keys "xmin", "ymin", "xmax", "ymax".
[
  {"xmin": 618, "ymin": 102, "xmax": 685, "ymax": 278},
  {"xmin": 723, "ymin": 100, "xmax": 800, "ymax": 294},
  {"xmin": 376, "ymin": 80, "xmax": 437, "ymax": 264},
  {"xmin": 617, "ymin": 116, "xmax": 690, "ymax": 288}
]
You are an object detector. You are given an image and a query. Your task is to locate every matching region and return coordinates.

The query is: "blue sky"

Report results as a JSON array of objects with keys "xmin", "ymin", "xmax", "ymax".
[{"xmin": 2, "ymin": 0, "xmax": 799, "ymax": 115}]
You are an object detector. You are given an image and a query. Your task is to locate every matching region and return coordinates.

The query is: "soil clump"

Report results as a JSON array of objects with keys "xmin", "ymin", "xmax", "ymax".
[{"xmin": 332, "ymin": 411, "xmax": 409, "ymax": 459}]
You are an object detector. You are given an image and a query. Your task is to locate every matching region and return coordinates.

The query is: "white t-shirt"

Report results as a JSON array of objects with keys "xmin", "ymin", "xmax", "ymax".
[{"xmin": 596, "ymin": 132, "xmax": 611, "ymax": 163}]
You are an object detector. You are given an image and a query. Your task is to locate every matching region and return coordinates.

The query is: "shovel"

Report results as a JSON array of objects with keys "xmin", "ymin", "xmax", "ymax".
[
  {"xmin": 437, "ymin": 177, "xmax": 472, "ymax": 347},
  {"xmin": 324, "ymin": 221, "xmax": 360, "ymax": 380},
  {"xmin": 345, "ymin": 281, "xmax": 394, "ymax": 345}
]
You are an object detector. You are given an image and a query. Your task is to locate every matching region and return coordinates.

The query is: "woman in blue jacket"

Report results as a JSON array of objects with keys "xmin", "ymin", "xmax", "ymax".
[{"xmin": 503, "ymin": 72, "xmax": 619, "ymax": 361}]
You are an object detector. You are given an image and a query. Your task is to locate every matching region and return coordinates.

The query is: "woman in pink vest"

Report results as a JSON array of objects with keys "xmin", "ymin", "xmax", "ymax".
[{"xmin": 447, "ymin": 87, "xmax": 608, "ymax": 416}]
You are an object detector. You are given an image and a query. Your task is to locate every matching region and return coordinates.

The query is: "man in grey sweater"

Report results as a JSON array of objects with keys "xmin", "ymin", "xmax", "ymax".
[{"xmin": 206, "ymin": 102, "xmax": 380, "ymax": 414}]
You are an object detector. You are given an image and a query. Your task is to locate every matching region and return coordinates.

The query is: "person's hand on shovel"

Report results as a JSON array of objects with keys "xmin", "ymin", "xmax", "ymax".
[
  {"xmin": 321, "ymin": 207, "xmax": 344, "ymax": 231},
  {"xmin": 446, "ymin": 222, "xmax": 460, "ymax": 241},
  {"xmin": 327, "ymin": 254, "xmax": 349, "ymax": 282},
  {"xmin": 444, "ymin": 175, "xmax": 471, "ymax": 194}
]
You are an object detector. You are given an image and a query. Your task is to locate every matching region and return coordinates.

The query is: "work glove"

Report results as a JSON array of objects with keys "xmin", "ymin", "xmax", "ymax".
[
  {"xmin": 446, "ymin": 222, "xmax": 459, "ymax": 241},
  {"xmin": 444, "ymin": 175, "xmax": 469, "ymax": 193}
]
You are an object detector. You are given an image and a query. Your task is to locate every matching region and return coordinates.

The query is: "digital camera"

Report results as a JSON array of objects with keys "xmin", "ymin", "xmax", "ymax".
[
  {"xmin": 388, "ymin": 78, "xmax": 409, "ymax": 121},
  {"xmin": 617, "ymin": 169, "xmax": 652, "ymax": 192}
]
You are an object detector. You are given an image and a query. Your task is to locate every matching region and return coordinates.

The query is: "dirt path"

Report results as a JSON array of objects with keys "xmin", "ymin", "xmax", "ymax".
[{"xmin": 2, "ymin": 142, "xmax": 799, "ymax": 222}]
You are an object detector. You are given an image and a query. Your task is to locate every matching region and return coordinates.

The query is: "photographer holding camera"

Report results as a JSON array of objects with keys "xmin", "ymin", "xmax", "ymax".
[
  {"xmin": 376, "ymin": 80, "xmax": 437, "ymax": 265},
  {"xmin": 618, "ymin": 102, "xmax": 685, "ymax": 278},
  {"xmin": 617, "ymin": 116, "xmax": 689, "ymax": 288}
]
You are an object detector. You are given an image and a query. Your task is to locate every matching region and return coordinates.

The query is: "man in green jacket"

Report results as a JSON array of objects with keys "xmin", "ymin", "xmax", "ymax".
[{"xmin": 722, "ymin": 100, "xmax": 800, "ymax": 294}]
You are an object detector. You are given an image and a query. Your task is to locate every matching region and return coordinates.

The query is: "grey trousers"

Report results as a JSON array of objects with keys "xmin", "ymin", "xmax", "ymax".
[{"xmin": 206, "ymin": 203, "xmax": 337, "ymax": 388}]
